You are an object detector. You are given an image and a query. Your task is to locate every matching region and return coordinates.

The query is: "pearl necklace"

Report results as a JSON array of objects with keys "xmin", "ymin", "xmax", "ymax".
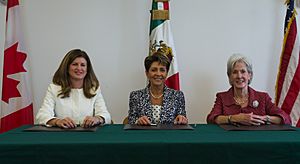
[
  {"xmin": 150, "ymin": 89, "xmax": 163, "ymax": 99},
  {"xmin": 233, "ymin": 96, "xmax": 248, "ymax": 105}
]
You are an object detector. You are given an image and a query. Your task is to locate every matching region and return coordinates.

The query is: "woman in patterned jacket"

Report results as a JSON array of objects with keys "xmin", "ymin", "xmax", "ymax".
[{"xmin": 128, "ymin": 52, "xmax": 188, "ymax": 125}]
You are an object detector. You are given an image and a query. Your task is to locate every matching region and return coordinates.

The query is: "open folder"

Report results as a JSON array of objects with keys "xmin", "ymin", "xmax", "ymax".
[
  {"xmin": 23, "ymin": 125, "xmax": 98, "ymax": 132},
  {"xmin": 123, "ymin": 124, "xmax": 194, "ymax": 130},
  {"xmin": 219, "ymin": 124, "xmax": 296, "ymax": 131}
]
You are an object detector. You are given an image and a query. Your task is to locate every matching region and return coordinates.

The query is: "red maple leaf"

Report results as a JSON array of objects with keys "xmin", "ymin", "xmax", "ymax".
[{"xmin": 2, "ymin": 42, "xmax": 27, "ymax": 103}]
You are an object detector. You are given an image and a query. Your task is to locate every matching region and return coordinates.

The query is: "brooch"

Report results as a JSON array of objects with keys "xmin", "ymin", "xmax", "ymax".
[{"xmin": 252, "ymin": 100, "xmax": 259, "ymax": 108}]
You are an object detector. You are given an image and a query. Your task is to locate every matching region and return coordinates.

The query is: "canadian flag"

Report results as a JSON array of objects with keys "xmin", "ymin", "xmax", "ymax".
[{"xmin": 0, "ymin": 0, "xmax": 33, "ymax": 133}]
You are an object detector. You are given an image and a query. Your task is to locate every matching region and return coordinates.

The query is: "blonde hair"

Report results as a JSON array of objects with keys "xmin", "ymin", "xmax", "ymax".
[{"xmin": 227, "ymin": 53, "xmax": 253, "ymax": 85}]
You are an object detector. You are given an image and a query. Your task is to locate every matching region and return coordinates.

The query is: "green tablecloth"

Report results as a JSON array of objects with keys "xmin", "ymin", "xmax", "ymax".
[{"xmin": 1, "ymin": 124, "xmax": 300, "ymax": 164}]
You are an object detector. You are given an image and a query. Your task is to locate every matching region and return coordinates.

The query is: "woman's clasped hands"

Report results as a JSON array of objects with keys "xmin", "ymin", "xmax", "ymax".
[
  {"xmin": 55, "ymin": 116, "xmax": 103, "ymax": 128},
  {"xmin": 136, "ymin": 115, "xmax": 188, "ymax": 125},
  {"xmin": 233, "ymin": 112, "xmax": 269, "ymax": 126}
]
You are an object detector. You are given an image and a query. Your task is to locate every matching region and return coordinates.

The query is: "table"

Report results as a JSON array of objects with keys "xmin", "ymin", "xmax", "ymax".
[{"xmin": 0, "ymin": 124, "xmax": 300, "ymax": 164}]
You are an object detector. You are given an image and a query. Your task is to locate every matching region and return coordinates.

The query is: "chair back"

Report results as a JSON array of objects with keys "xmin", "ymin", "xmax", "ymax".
[{"xmin": 123, "ymin": 116, "xmax": 129, "ymax": 124}]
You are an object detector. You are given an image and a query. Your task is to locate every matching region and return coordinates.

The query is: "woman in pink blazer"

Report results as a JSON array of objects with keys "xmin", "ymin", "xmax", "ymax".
[{"xmin": 207, "ymin": 54, "xmax": 291, "ymax": 125}]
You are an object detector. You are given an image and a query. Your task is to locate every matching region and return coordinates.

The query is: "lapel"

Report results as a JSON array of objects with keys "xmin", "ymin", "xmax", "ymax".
[
  {"xmin": 144, "ymin": 87, "xmax": 154, "ymax": 122},
  {"xmin": 223, "ymin": 86, "xmax": 258, "ymax": 108},
  {"xmin": 248, "ymin": 87, "xmax": 258, "ymax": 108},
  {"xmin": 161, "ymin": 86, "xmax": 169, "ymax": 112},
  {"xmin": 160, "ymin": 85, "xmax": 171, "ymax": 122},
  {"xmin": 145, "ymin": 85, "xmax": 169, "ymax": 123},
  {"xmin": 223, "ymin": 87, "xmax": 236, "ymax": 106}
]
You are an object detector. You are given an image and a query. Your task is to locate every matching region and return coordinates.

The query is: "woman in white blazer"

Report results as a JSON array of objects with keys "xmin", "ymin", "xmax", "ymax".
[{"xmin": 36, "ymin": 49, "xmax": 111, "ymax": 128}]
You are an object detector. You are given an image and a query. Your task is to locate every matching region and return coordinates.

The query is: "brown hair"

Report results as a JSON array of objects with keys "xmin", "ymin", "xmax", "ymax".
[
  {"xmin": 144, "ymin": 52, "xmax": 170, "ymax": 72},
  {"xmin": 52, "ymin": 49, "xmax": 99, "ymax": 98}
]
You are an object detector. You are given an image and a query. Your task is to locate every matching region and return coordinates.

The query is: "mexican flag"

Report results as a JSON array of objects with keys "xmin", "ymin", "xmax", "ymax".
[{"xmin": 149, "ymin": 0, "xmax": 180, "ymax": 90}]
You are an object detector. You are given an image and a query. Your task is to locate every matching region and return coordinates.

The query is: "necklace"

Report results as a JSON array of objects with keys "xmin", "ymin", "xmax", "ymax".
[
  {"xmin": 149, "ymin": 89, "xmax": 163, "ymax": 99},
  {"xmin": 233, "ymin": 96, "xmax": 248, "ymax": 105}
]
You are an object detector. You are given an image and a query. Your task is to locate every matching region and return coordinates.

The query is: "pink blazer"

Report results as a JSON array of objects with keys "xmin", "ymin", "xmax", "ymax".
[{"xmin": 207, "ymin": 87, "xmax": 291, "ymax": 125}]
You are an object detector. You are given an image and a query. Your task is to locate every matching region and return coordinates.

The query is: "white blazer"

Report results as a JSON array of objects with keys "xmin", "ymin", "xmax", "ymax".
[{"xmin": 36, "ymin": 84, "xmax": 111, "ymax": 125}]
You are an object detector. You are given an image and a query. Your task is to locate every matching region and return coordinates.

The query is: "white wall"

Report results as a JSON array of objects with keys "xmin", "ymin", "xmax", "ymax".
[{"xmin": 0, "ymin": 0, "xmax": 287, "ymax": 123}]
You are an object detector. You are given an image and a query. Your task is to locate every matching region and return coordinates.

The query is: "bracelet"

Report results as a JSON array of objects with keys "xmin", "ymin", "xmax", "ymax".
[
  {"xmin": 266, "ymin": 115, "xmax": 271, "ymax": 125},
  {"xmin": 228, "ymin": 115, "xmax": 232, "ymax": 124}
]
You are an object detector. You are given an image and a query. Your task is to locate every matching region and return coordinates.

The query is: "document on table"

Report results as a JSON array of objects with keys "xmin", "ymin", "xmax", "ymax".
[
  {"xmin": 23, "ymin": 125, "xmax": 98, "ymax": 132},
  {"xmin": 123, "ymin": 124, "xmax": 194, "ymax": 130},
  {"xmin": 219, "ymin": 124, "xmax": 296, "ymax": 131}
]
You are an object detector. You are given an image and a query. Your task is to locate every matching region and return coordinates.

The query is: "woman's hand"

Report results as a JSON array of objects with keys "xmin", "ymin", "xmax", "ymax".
[
  {"xmin": 137, "ymin": 116, "xmax": 151, "ymax": 125},
  {"xmin": 55, "ymin": 117, "xmax": 76, "ymax": 129},
  {"xmin": 234, "ymin": 113, "xmax": 265, "ymax": 126},
  {"xmin": 83, "ymin": 116, "xmax": 103, "ymax": 128},
  {"xmin": 260, "ymin": 115, "xmax": 282, "ymax": 125},
  {"xmin": 174, "ymin": 115, "xmax": 188, "ymax": 125}
]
